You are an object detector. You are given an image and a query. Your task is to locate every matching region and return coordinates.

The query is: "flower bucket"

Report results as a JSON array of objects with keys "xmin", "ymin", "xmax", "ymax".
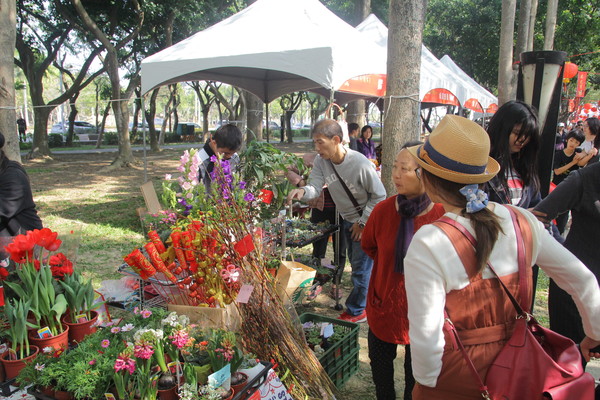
[
  {"xmin": 231, "ymin": 372, "xmax": 249, "ymax": 397},
  {"xmin": 0, "ymin": 345, "xmax": 39, "ymax": 381},
  {"xmin": 157, "ymin": 384, "xmax": 178, "ymax": 400},
  {"xmin": 62, "ymin": 310, "xmax": 98, "ymax": 345},
  {"xmin": 28, "ymin": 325, "xmax": 70, "ymax": 352},
  {"xmin": 54, "ymin": 389, "xmax": 75, "ymax": 400}
]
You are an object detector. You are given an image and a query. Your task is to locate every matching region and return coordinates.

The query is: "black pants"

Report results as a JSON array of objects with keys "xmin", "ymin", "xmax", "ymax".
[
  {"xmin": 368, "ymin": 329, "xmax": 415, "ymax": 400},
  {"xmin": 310, "ymin": 207, "xmax": 347, "ymax": 283}
]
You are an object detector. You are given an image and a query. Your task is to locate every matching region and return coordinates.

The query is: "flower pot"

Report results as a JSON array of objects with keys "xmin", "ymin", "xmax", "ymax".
[
  {"xmin": 231, "ymin": 372, "xmax": 249, "ymax": 397},
  {"xmin": 0, "ymin": 345, "xmax": 39, "ymax": 381},
  {"xmin": 157, "ymin": 384, "xmax": 178, "ymax": 400},
  {"xmin": 62, "ymin": 310, "xmax": 98, "ymax": 345},
  {"xmin": 222, "ymin": 387, "xmax": 235, "ymax": 400},
  {"xmin": 54, "ymin": 389, "xmax": 75, "ymax": 400},
  {"xmin": 28, "ymin": 324, "xmax": 70, "ymax": 352},
  {"xmin": 39, "ymin": 385, "xmax": 56, "ymax": 397}
]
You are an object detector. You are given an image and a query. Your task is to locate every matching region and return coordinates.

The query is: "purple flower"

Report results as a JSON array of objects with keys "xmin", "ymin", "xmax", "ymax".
[
  {"xmin": 243, "ymin": 193, "xmax": 255, "ymax": 202},
  {"xmin": 210, "ymin": 155, "xmax": 218, "ymax": 163},
  {"xmin": 238, "ymin": 181, "xmax": 247, "ymax": 189}
]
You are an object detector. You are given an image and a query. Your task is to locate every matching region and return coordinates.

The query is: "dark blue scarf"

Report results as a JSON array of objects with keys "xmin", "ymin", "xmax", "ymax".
[{"xmin": 394, "ymin": 193, "xmax": 432, "ymax": 273}]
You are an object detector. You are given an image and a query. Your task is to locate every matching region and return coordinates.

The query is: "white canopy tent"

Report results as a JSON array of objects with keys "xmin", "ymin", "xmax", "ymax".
[
  {"xmin": 440, "ymin": 55, "xmax": 498, "ymax": 110},
  {"xmin": 355, "ymin": 14, "xmax": 497, "ymax": 111},
  {"xmin": 141, "ymin": 0, "xmax": 386, "ymax": 102}
]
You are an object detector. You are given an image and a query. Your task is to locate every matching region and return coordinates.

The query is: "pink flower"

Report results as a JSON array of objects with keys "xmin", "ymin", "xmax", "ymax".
[
  {"xmin": 169, "ymin": 330, "xmax": 189, "ymax": 349},
  {"xmin": 133, "ymin": 340, "xmax": 154, "ymax": 359},
  {"xmin": 111, "ymin": 327, "xmax": 121, "ymax": 334},
  {"xmin": 141, "ymin": 309, "xmax": 152, "ymax": 319},
  {"xmin": 114, "ymin": 355, "xmax": 136, "ymax": 374},
  {"xmin": 133, "ymin": 307, "xmax": 140, "ymax": 315},
  {"xmin": 89, "ymin": 359, "xmax": 96, "ymax": 365},
  {"xmin": 101, "ymin": 339, "xmax": 110, "ymax": 348}
]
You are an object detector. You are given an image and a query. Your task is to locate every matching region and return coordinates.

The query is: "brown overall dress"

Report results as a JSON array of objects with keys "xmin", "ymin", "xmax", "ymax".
[{"xmin": 413, "ymin": 213, "xmax": 532, "ymax": 399}]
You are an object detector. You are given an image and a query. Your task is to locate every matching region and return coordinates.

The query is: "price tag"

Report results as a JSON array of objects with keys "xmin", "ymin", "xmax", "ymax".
[
  {"xmin": 208, "ymin": 364, "xmax": 231, "ymax": 389},
  {"xmin": 236, "ymin": 284, "xmax": 254, "ymax": 303}
]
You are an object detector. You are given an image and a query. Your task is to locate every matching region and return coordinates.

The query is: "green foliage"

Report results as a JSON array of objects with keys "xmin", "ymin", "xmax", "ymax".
[
  {"xmin": 59, "ymin": 269, "xmax": 102, "ymax": 322},
  {"xmin": 103, "ymin": 132, "xmax": 119, "ymax": 145},
  {"xmin": 238, "ymin": 141, "xmax": 306, "ymax": 216},
  {"xmin": 48, "ymin": 134, "xmax": 64, "ymax": 148},
  {"xmin": 3, "ymin": 298, "xmax": 35, "ymax": 359}
]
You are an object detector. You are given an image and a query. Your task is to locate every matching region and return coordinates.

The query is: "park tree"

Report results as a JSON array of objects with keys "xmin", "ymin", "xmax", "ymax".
[
  {"xmin": 0, "ymin": 0, "xmax": 19, "ymax": 162},
  {"xmin": 382, "ymin": 0, "xmax": 427, "ymax": 195},
  {"xmin": 190, "ymin": 81, "xmax": 218, "ymax": 142},
  {"xmin": 15, "ymin": 0, "xmax": 105, "ymax": 158},
  {"xmin": 57, "ymin": 0, "xmax": 144, "ymax": 167},
  {"xmin": 279, "ymin": 92, "xmax": 304, "ymax": 143}
]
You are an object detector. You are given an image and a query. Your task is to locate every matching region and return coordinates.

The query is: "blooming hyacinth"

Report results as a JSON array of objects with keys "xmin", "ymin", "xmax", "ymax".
[
  {"xmin": 114, "ymin": 351, "xmax": 136, "ymax": 374},
  {"xmin": 133, "ymin": 339, "xmax": 154, "ymax": 360},
  {"xmin": 169, "ymin": 329, "xmax": 190, "ymax": 349}
]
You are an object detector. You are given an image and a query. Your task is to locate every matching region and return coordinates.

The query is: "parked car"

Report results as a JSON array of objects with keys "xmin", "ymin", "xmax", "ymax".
[
  {"xmin": 263, "ymin": 120, "xmax": 280, "ymax": 130},
  {"xmin": 176, "ymin": 122, "xmax": 202, "ymax": 135},
  {"xmin": 50, "ymin": 121, "xmax": 97, "ymax": 134}
]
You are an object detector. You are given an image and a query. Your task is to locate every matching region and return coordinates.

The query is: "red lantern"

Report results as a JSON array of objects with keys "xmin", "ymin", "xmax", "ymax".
[{"xmin": 563, "ymin": 62, "xmax": 578, "ymax": 80}]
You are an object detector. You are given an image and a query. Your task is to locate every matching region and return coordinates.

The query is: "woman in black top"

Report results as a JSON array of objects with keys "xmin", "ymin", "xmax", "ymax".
[
  {"xmin": 0, "ymin": 131, "xmax": 43, "ymax": 237},
  {"xmin": 551, "ymin": 129, "xmax": 585, "ymax": 234}
]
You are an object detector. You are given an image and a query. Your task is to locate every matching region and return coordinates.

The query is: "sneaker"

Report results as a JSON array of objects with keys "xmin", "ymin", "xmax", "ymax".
[
  {"xmin": 330, "ymin": 284, "xmax": 343, "ymax": 300},
  {"xmin": 338, "ymin": 310, "xmax": 367, "ymax": 323}
]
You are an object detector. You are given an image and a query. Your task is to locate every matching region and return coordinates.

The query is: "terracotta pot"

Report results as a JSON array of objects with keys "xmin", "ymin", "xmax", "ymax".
[
  {"xmin": 222, "ymin": 387, "xmax": 235, "ymax": 400},
  {"xmin": 54, "ymin": 389, "xmax": 75, "ymax": 400},
  {"xmin": 0, "ymin": 345, "xmax": 39, "ymax": 381},
  {"xmin": 157, "ymin": 384, "xmax": 178, "ymax": 400},
  {"xmin": 40, "ymin": 385, "xmax": 56, "ymax": 397},
  {"xmin": 61, "ymin": 310, "xmax": 99, "ymax": 345},
  {"xmin": 28, "ymin": 324, "xmax": 70, "ymax": 352},
  {"xmin": 231, "ymin": 372, "xmax": 249, "ymax": 398}
]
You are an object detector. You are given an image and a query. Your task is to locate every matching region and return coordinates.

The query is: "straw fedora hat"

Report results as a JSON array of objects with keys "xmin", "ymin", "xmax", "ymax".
[{"xmin": 407, "ymin": 115, "xmax": 500, "ymax": 184}]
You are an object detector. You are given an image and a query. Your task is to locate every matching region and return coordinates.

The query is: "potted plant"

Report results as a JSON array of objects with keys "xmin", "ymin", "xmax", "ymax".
[
  {"xmin": 59, "ymin": 269, "xmax": 102, "ymax": 344},
  {"xmin": 4, "ymin": 229, "xmax": 71, "ymax": 350},
  {"xmin": 206, "ymin": 329, "xmax": 247, "ymax": 395},
  {"xmin": 1, "ymin": 297, "xmax": 39, "ymax": 381}
]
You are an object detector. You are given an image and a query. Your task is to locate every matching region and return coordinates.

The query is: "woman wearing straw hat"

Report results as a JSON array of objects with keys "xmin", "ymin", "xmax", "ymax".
[
  {"xmin": 403, "ymin": 115, "xmax": 600, "ymax": 399},
  {"xmin": 361, "ymin": 141, "xmax": 444, "ymax": 400}
]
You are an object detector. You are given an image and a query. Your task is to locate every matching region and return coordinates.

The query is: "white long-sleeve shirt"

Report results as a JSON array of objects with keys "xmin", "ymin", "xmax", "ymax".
[{"xmin": 404, "ymin": 204, "xmax": 600, "ymax": 388}]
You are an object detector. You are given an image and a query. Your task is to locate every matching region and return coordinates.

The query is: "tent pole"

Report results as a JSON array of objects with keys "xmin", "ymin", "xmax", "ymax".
[
  {"xmin": 265, "ymin": 102, "xmax": 270, "ymax": 143},
  {"xmin": 329, "ymin": 90, "xmax": 335, "ymax": 117},
  {"xmin": 141, "ymin": 95, "xmax": 147, "ymax": 182}
]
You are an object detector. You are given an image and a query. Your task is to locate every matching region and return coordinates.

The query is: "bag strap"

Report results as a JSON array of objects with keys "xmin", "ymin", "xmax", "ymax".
[
  {"xmin": 434, "ymin": 205, "xmax": 533, "ymax": 399},
  {"xmin": 328, "ymin": 160, "xmax": 363, "ymax": 217}
]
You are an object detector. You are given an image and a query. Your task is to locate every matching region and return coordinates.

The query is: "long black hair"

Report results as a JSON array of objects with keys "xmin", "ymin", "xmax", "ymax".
[
  {"xmin": 486, "ymin": 100, "xmax": 540, "ymax": 191},
  {"xmin": 586, "ymin": 117, "xmax": 600, "ymax": 149}
]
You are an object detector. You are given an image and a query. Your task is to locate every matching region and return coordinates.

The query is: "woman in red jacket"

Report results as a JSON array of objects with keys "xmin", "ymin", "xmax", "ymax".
[{"xmin": 361, "ymin": 141, "xmax": 444, "ymax": 400}]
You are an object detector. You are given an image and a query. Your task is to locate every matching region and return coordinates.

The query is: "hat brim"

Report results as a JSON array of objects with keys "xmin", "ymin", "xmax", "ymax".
[{"xmin": 406, "ymin": 144, "xmax": 500, "ymax": 184}]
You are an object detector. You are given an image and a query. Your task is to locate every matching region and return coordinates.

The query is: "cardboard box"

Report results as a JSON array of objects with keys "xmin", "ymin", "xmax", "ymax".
[
  {"xmin": 167, "ymin": 303, "xmax": 241, "ymax": 331},
  {"xmin": 274, "ymin": 261, "xmax": 316, "ymax": 303}
]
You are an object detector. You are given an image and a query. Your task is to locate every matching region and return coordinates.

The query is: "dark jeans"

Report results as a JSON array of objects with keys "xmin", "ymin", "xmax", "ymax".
[
  {"xmin": 368, "ymin": 329, "xmax": 414, "ymax": 400},
  {"xmin": 310, "ymin": 207, "xmax": 347, "ymax": 283}
]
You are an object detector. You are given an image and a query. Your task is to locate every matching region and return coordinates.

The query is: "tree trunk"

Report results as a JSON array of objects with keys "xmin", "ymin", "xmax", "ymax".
[
  {"xmin": 65, "ymin": 93, "xmax": 80, "ymax": 147},
  {"xmin": 512, "ymin": 0, "xmax": 532, "ymax": 100},
  {"xmin": 383, "ymin": 0, "xmax": 427, "ymax": 196},
  {"xmin": 0, "ymin": 0, "xmax": 19, "ymax": 162},
  {"xmin": 543, "ymin": 0, "xmax": 557, "ymax": 50},
  {"xmin": 498, "ymin": 0, "xmax": 517, "ymax": 105},
  {"xmin": 95, "ymin": 102, "xmax": 110, "ymax": 148},
  {"xmin": 244, "ymin": 90, "xmax": 263, "ymax": 142},
  {"xmin": 527, "ymin": 0, "xmax": 538, "ymax": 51}
]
